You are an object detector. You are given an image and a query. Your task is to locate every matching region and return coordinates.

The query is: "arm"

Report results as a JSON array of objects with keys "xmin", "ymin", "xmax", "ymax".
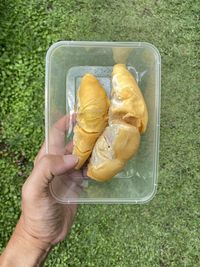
[{"xmin": 0, "ymin": 220, "xmax": 50, "ymax": 267}]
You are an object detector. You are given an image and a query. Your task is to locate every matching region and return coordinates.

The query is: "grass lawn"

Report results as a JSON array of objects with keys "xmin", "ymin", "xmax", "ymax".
[{"xmin": 0, "ymin": 0, "xmax": 200, "ymax": 266}]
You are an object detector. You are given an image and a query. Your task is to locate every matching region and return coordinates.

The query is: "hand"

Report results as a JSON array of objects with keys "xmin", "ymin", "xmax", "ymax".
[
  {"xmin": 0, "ymin": 115, "xmax": 84, "ymax": 267},
  {"xmin": 21, "ymin": 115, "xmax": 84, "ymax": 245}
]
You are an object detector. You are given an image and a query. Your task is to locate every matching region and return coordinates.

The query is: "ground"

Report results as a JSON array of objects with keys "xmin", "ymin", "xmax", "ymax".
[{"xmin": 0, "ymin": 0, "xmax": 200, "ymax": 266}]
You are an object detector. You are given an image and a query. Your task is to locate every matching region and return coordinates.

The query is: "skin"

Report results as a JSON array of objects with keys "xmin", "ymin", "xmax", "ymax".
[{"xmin": 0, "ymin": 115, "xmax": 84, "ymax": 267}]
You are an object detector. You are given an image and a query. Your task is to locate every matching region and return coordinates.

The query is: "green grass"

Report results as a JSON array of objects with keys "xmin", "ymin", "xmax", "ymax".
[{"xmin": 0, "ymin": 0, "xmax": 200, "ymax": 266}]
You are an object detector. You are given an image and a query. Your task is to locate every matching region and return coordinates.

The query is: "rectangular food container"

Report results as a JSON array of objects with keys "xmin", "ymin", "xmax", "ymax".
[{"xmin": 45, "ymin": 41, "xmax": 161, "ymax": 204}]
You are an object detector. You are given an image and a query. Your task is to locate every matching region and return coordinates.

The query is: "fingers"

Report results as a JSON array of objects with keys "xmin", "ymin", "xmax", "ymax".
[
  {"xmin": 42, "ymin": 114, "xmax": 75, "ymax": 158},
  {"xmin": 34, "ymin": 113, "xmax": 76, "ymax": 166},
  {"xmin": 28, "ymin": 155, "xmax": 79, "ymax": 194},
  {"xmin": 34, "ymin": 143, "xmax": 46, "ymax": 166},
  {"xmin": 50, "ymin": 174, "xmax": 83, "ymax": 200},
  {"xmin": 49, "ymin": 114, "xmax": 76, "ymax": 148},
  {"xmin": 82, "ymin": 167, "xmax": 88, "ymax": 178},
  {"xmin": 65, "ymin": 140, "xmax": 73, "ymax": 154},
  {"xmin": 35, "ymin": 140, "xmax": 74, "ymax": 167},
  {"xmin": 52, "ymin": 113, "xmax": 76, "ymax": 132}
]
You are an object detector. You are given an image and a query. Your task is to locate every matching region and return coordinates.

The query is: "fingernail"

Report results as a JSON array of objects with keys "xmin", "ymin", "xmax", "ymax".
[{"xmin": 63, "ymin": 155, "xmax": 79, "ymax": 164}]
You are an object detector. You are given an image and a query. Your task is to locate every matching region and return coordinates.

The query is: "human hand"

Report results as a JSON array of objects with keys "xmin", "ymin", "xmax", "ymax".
[
  {"xmin": 0, "ymin": 115, "xmax": 84, "ymax": 267},
  {"xmin": 21, "ymin": 115, "xmax": 84, "ymax": 245}
]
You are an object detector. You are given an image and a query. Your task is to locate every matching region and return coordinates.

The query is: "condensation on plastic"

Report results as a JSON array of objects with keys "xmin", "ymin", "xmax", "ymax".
[{"xmin": 45, "ymin": 41, "xmax": 161, "ymax": 204}]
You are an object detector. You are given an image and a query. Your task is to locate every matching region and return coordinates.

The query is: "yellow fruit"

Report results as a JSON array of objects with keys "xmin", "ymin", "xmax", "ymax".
[
  {"xmin": 73, "ymin": 74, "xmax": 109, "ymax": 169},
  {"xmin": 87, "ymin": 64, "xmax": 148, "ymax": 181}
]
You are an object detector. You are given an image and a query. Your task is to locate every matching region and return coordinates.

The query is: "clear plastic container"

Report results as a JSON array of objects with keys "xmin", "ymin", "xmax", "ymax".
[{"xmin": 45, "ymin": 41, "xmax": 161, "ymax": 204}]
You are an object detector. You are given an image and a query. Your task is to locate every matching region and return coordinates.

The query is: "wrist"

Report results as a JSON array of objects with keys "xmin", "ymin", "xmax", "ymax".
[{"xmin": 0, "ymin": 218, "xmax": 52, "ymax": 267}]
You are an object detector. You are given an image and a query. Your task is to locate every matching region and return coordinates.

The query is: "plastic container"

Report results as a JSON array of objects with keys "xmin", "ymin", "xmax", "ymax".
[{"xmin": 45, "ymin": 41, "xmax": 161, "ymax": 204}]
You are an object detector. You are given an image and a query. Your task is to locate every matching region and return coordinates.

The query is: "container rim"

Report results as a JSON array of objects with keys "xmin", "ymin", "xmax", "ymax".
[
  {"xmin": 49, "ymin": 181, "xmax": 158, "ymax": 204},
  {"xmin": 45, "ymin": 41, "xmax": 161, "ymax": 65}
]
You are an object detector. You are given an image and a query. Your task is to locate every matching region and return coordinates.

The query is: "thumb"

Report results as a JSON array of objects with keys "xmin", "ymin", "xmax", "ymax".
[{"xmin": 29, "ymin": 154, "xmax": 79, "ymax": 188}]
